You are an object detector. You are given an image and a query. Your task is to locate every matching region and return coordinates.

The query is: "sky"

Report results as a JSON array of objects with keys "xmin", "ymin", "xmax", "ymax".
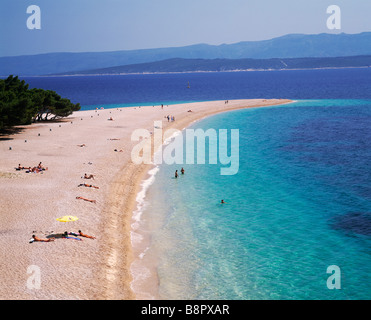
[{"xmin": 1, "ymin": 0, "xmax": 371, "ymax": 57}]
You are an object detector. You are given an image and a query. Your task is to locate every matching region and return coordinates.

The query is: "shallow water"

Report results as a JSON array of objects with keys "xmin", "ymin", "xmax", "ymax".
[{"xmin": 132, "ymin": 99, "xmax": 371, "ymax": 300}]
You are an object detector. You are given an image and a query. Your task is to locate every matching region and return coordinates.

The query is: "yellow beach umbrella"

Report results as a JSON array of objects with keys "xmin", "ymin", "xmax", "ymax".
[{"xmin": 56, "ymin": 215, "xmax": 79, "ymax": 222}]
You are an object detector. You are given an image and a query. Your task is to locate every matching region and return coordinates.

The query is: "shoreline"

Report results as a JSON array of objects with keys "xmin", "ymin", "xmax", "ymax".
[
  {"xmin": 125, "ymin": 99, "xmax": 294, "ymax": 299},
  {"xmin": 0, "ymin": 99, "xmax": 292, "ymax": 300}
]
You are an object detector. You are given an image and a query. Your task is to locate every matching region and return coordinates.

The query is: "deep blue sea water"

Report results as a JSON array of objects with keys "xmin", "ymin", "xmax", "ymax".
[
  {"xmin": 23, "ymin": 68, "xmax": 371, "ymax": 108},
  {"xmin": 21, "ymin": 69, "xmax": 371, "ymax": 299}
]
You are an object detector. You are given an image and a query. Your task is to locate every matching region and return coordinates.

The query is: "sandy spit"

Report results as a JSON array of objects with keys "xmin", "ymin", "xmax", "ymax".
[{"xmin": 0, "ymin": 99, "xmax": 291, "ymax": 300}]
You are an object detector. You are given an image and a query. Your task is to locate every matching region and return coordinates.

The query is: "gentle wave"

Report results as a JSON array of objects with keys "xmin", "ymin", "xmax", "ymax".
[
  {"xmin": 130, "ymin": 165, "xmax": 161, "ymax": 300},
  {"xmin": 131, "ymin": 166, "xmax": 160, "ymax": 236}
]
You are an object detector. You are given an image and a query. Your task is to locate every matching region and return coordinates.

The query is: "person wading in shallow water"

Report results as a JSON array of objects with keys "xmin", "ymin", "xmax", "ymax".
[{"xmin": 175, "ymin": 170, "xmax": 178, "ymax": 178}]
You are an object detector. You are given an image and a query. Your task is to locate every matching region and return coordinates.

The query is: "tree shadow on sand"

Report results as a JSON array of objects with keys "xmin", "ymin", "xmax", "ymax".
[{"xmin": 0, "ymin": 127, "xmax": 25, "ymax": 140}]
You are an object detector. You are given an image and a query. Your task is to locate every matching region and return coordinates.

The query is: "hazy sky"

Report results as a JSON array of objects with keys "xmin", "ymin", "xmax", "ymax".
[{"xmin": 1, "ymin": 0, "xmax": 370, "ymax": 57}]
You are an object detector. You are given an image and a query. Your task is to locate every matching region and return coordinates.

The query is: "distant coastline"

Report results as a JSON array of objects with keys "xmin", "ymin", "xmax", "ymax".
[
  {"xmin": 50, "ymin": 66, "xmax": 371, "ymax": 77},
  {"xmin": 51, "ymin": 55, "xmax": 371, "ymax": 77},
  {"xmin": 15, "ymin": 65, "xmax": 371, "ymax": 78}
]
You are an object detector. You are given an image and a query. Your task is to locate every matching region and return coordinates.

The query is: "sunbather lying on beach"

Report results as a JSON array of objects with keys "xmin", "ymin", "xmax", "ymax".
[
  {"xmin": 17, "ymin": 163, "xmax": 47, "ymax": 172},
  {"xmin": 78, "ymin": 230, "xmax": 96, "ymax": 239},
  {"xmin": 26, "ymin": 167, "xmax": 45, "ymax": 173},
  {"xmin": 62, "ymin": 231, "xmax": 83, "ymax": 241},
  {"xmin": 69, "ymin": 230, "xmax": 96, "ymax": 239},
  {"xmin": 76, "ymin": 196, "xmax": 96, "ymax": 203},
  {"xmin": 77, "ymin": 144, "xmax": 86, "ymax": 147},
  {"xmin": 16, "ymin": 164, "xmax": 31, "ymax": 170},
  {"xmin": 78, "ymin": 183, "xmax": 99, "ymax": 189},
  {"xmin": 31, "ymin": 235, "xmax": 55, "ymax": 242},
  {"xmin": 84, "ymin": 173, "xmax": 95, "ymax": 180},
  {"xmin": 33, "ymin": 162, "xmax": 48, "ymax": 172}
]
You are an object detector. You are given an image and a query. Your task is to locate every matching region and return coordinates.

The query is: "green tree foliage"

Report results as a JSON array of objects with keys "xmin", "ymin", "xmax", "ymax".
[{"xmin": 0, "ymin": 75, "xmax": 80, "ymax": 131}]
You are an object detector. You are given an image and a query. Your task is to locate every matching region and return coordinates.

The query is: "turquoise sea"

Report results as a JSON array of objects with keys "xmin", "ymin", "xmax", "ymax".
[
  {"xmin": 21, "ymin": 69, "xmax": 371, "ymax": 299},
  {"xmin": 131, "ymin": 99, "xmax": 371, "ymax": 300}
]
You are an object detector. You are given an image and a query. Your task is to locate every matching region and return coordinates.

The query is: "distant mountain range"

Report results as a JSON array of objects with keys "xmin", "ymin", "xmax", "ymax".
[{"xmin": 1, "ymin": 32, "xmax": 371, "ymax": 76}]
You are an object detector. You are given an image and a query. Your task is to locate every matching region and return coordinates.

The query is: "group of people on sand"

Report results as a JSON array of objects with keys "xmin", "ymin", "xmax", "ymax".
[
  {"xmin": 76, "ymin": 173, "xmax": 98, "ymax": 203},
  {"xmin": 76, "ymin": 143, "xmax": 97, "ymax": 202},
  {"xmin": 30, "ymin": 170, "xmax": 98, "ymax": 242},
  {"xmin": 16, "ymin": 162, "xmax": 47, "ymax": 173},
  {"xmin": 30, "ymin": 171, "xmax": 98, "ymax": 242},
  {"xmin": 31, "ymin": 230, "xmax": 95, "ymax": 243},
  {"xmin": 166, "ymin": 115, "xmax": 175, "ymax": 122}
]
